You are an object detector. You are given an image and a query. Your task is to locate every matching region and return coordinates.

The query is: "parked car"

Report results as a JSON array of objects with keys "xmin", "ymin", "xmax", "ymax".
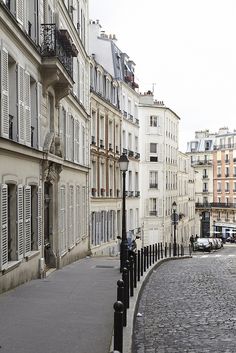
[
  {"xmin": 208, "ymin": 238, "xmax": 218, "ymax": 250},
  {"xmin": 194, "ymin": 238, "xmax": 211, "ymax": 252}
]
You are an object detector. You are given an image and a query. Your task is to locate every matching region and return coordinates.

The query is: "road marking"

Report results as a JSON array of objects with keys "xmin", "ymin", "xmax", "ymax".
[{"xmin": 228, "ymin": 254, "xmax": 236, "ymax": 257}]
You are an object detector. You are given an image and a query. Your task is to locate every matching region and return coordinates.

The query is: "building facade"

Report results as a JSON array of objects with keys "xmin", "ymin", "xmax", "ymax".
[
  {"xmin": 0, "ymin": 0, "xmax": 90, "ymax": 293},
  {"xmin": 138, "ymin": 92, "xmax": 179, "ymax": 245}
]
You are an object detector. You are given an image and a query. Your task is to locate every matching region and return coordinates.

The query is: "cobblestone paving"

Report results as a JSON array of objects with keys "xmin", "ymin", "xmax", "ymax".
[{"xmin": 133, "ymin": 246, "xmax": 236, "ymax": 353}]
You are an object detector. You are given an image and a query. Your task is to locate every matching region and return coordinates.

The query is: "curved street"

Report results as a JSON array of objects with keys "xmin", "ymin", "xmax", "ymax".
[{"xmin": 133, "ymin": 244, "xmax": 236, "ymax": 353}]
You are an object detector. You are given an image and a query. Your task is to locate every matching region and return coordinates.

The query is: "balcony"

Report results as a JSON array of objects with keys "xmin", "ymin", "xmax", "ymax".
[
  {"xmin": 217, "ymin": 189, "xmax": 222, "ymax": 192},
  {"xmin": 100, "ymin": 139, "xmax": 104, "ymax": 149},
  {"xmin": 135, "ymin": 118, "xmax": 139, "ymax": 125},
  {"xmin": 129, "ymin": 191, "xmax": 134, "ymax": 197},
  {"xmin": 211, "ymin": 202, "xmax": 236, "ymax": 209},
  {"xmin": 202, "ymin": 189, "xmax": 208, "ymax": 193},
  {"xmin": 225, "ymin": 173, "xmax": 229, "ymax": 177},
  {"xmin": 128, "ymin": 150, "xmax": 134, "ymax": 157},
  {"xmin": 149, "ymin": 210, "xmax": 157, "ymax": 216},
  {"xmin": 91, "ymin": 136, "xmax": 96, "ymax": 145},
  {"xmin": 135, "ymin": 152, "xmax": 140, "ymax": 159},
  {"xmin": 128, "ymin": 114, "xmax": 133, "ymax": 122},
  {"xmin": 203, "ymin": 175, "xmax": 208, "ymax": 179},
  {"xmin": 40, "ymin": 24, "xmax": 77, "ymax": 101},
  {"xmin": 123, "ymin": 111, "xmax": 128, "ymax": 118},
  {"xmin": 135, "ymin": 191, "xmax": 140, "ymax": 197},
  {"xmin": 225, "ymin": 159, "xmax": 230, "ymax": 164},
  {"xmin": 100, "ymin": 188, "xmax": 105, "ymax": 196},
  {"xmin": 214, "ymin": 143, "xmax": 236, "ymax": 150},
  {"xmin": 150, "ymin": 183, "xmax": 158, "ymax": 189},
  {"xmin": 91, "ymin": 188, "xmax": 96, "ymax": 197},
  {"xmin": 217, "ymin": 174, "xmax": 221, "ymax": 177},
  {"xmin": 108, "ymin": 143, "xmax": 113, "ymax": 152}
]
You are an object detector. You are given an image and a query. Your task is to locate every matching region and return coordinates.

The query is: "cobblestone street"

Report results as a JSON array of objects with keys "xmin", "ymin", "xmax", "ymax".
[{"xmin": 133, "ymin": 245, "xmax": 236, "ymax": 353}]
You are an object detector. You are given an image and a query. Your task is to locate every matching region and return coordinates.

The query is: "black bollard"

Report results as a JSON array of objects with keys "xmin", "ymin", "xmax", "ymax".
[
  {"xmin": 117, "ymin": 279, "xmax": 126, "ymax": 327},
  {"xmin": 141, "ymin": 248, "xmax": 144, "ymax": 276},
  {"xmin": 161, "ymin": 243, "xmax": 163, "ymax": 259},
  {"xmin": 158, "ymin": 243, "xmax": 160, "ymax": 260},
  {"xmin": 143, "ymin": 247, "xmax": 146, "ymax": 272},
  {"xmin": 129, "ymin": 256, "xmax": 134, "ymax": 297},
  {"xmin": 113, "ymin": 301, "xmax": 124, "ymax": 353},
  {"xmin": 146, "ymin": 246, "xmax": 149, "ymax": 269},
  {"xmin": 169, "ymin": 243, "xmax": 171, "ymax": 257},
  {"xmin": 155, "ymin": 243, "xmax": 157, "ymax": 262},
  {"xmin": 125, "ymin": 260, "xmax": 130, "ymax": 307},
  {"xmin": 122, "ymin": 267, "xmax": 129, "ymax": 311},
  {"xmin": 149, "ymin": 245, "xmax": 152, "ymax": 265},
  {"xmin": 133, "ymin": 252, "xmax": 137, "ymax": 288},
  {"xmin": 177, "ymin": 244, "xmax": 180, "ymax": 257},
  {"xmin": 164, "ymin": 242, "xmax": 167, "ymax": 258},
  {"xmin": 137, "ymin": 250, "xmax": 141, "ymax": 281}
]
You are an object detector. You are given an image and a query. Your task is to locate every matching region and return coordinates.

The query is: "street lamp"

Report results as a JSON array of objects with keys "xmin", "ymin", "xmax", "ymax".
[
  {"xmin": 119, "ymin": 153, "xmax": 129, "ymax": 272},
  {"xmin": 172, "ymin": 201, "xmax": 178, "ymax": 257}
]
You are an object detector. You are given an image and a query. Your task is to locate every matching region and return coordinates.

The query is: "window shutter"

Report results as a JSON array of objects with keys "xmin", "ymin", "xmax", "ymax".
[
  {"xmin": 75, "ymin": 186, "xmax": 80, "ymax": 242},
  {"xmin": 158, "ymin": 198, "xmax": 163, "ymax": 217},
  {"xmin": 68, "ymin": 186, "xmax": 74, "ymax": 247},
  {"xmin": 73, "ymin": 57, "xmax": 78, "ymax": 95},
  {"xmin": 16, "ymin": 0, "xmax": 24, "ymax": 25},
  {"xmin": 24, "ymin": 72, "xmax": 31, "ymax": 146},
  {"xmin": 82, "ymin": 125, "xmax": 85, "ymax": 165},
  {"xmin": 17, "ymin": 185, "xmax": 24, "ymax": 259},
  {"xmin": 37, "ymin": 186, "xmax": 42, "ymax": 248},
  {"xmin": 60, "ymin": 186, "xmax": 66, "ymax": 254},
  {"xmin": 74, "ymin": 119, "xmax": 79, "ymax": 163},
  {"xmin": 0, "ymin": 47, "xmax": 9, "ymax": 139},
  {"xmin": 37, "ymin": 82, "xmax": 43, "ymax": 150},
  {"xmin": 17, "ymin": 65, "xmax": 25, "ymax": 144},
  {"xmin": 0, "ymin": 184, "xmax": 8, "ymax": 270},
  {"xmin": 65, "ymin": 111, "xmax": 70, "ymax": 160},
  {"xmin": 24, "ymin": 186, "xmax": 31, "ymax": 255}
]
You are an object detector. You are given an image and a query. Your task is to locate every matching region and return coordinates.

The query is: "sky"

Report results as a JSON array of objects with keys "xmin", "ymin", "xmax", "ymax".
[{"xmin": 89, "ymin": 0, "xmax": 236, "ymax": 152}]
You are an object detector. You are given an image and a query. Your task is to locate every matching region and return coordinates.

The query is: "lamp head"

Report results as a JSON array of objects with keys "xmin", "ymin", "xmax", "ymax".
[
  {"xmin": 172, "ymin": 201, "xmax": 177, "ymax": 211},
  {"xmin": 119, "ymin": 153, "xmax": 129, "ymax": 172}
]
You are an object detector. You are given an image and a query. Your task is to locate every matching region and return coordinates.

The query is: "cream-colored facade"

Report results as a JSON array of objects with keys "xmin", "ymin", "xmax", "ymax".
[
  {"xmin": 0, "ymin": 0, "xmax": 90, "ymax": 293},
  {"xmin": 89, "ymin": 58, "xmax": 122, "ymax": 256},
  {"xmin": 177, "ymin": 152, "xmax": 195, "ymax": 246}
]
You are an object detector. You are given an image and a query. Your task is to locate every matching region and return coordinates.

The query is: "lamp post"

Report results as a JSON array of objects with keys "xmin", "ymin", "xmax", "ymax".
[
  {"xmin": 172, "ymin": 201, "xmax": 178, "ymax": 257},
  {"xmin": 119, "ymin": 153, "xmax": 129, "ymax": 272}
]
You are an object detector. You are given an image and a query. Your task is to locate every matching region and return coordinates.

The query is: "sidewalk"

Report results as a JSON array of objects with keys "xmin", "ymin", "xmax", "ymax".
[{"xmin": 0, "ymin": 256, "xmax": 120, "ymax": 353}]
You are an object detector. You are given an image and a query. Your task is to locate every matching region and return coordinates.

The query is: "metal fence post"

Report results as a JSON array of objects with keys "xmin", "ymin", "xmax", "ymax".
[
  {"xmin": 161, "ymin": 243, "xmax": 163, "ymax": 259},
  {"xmin": 146, "ymin": 246, "xmax": 149, "ymax": 269},
  {"xmin": 137, "ymin": 250, "xmax": 141, "ymax": 282},
  {"xmin": 133, "ymin": 252, "xmax": 137, "ymax": 288},
  {"xmin": 158, "ymin": 243, "xmax": 160, "ymax": 260},
  {"xmin": 177, "ymin": 244, "xmax": 180, "ymax": 257},
  {"xmin": 143, "ymin": 247, "xmax": 146, "ymax": 272},
  {"xmin": 155, "ymin": 243, "xmax": 157, "ymax": 262},
  {"xmin": 122, "ymin": 266, "xmax": 129, "ymax": 311},
  {"xmin": 152, "ymin": 244, "xmax": 155, "ymax": 264},
  {"xmin": 113, "ymin": 301, "xmax": 124, "ymax": 353},
  {"xmin": 164, "ymin": 242, "xmax": 167, "ymax": 258},
  {"xmin": 169, "ymin": 243, "xmax": 171, "ymax": 257},
  {"xmin": 149, "ymin": 245, "xmax": 152, "ymax": 265}
]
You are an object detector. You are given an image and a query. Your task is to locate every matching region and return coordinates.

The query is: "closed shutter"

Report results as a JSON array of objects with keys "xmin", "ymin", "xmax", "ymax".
[
  {"xmin": 37, "ymin": 82, "xmax": 43, "ymax": 150},
  {"xmin": 73, "ymin": 57, "xmax": 78, "ymax": 95},
  {"xmin": 60, "ymin": 186, "xmax": 66, "ymax": 254},
  {"xmin": 0, "ymin": 48, "xmax": 9, "ymax": 139},
  {"xmin": 17, "ymin": 185, "xmax": 24, "ymax": 259},
  {"xmin": 74, "ymin": 119, "xmax": 79, "ymax": 163},
  {"xmin": 65, "ymin": 111, "xmax": 69, "ymax": 160},
  {"xmin": 158, "ymin": 198, "xmax": 163, "ymax": 217},
  {"xmin": 24, "ymin": 72, "xmax": 31, "ymax": 146},
  {"xmin": 0, "ymin": 184, "xmax": 8, "ymax": 270},
  {"xmin": 24, "ymin": 186, "xmax": 31, "ymax": 255},
  {"xmin": 16, "ymin": 0, "xmax": 24, "ymax": 25},
  {"xmin": 82, "ymin": 125, "xmax": 85, "ymax": 165},
  {"xmin": 75, "ymin": 186, "xmax": 80, "ymax": 242},
  {"xmin": 17, "ymin": 65, "xmax": 25, "ymax": 144},
  {"xmin": 85, "ymin": 70, "xmax": 89, "ymax": 111},
  {"xmin": 37, "ymin": 186, "xmax": 42, "ymax": 248},
  {"xmin": 68, "ymin": 186, "xmax": 74, "ymax": 247}
]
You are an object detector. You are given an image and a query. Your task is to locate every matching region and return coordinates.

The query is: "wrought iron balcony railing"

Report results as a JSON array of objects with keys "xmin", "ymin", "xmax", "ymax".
[{"xmin": 41, "ymin": 24, "xmax": 77, "ymax": 79}]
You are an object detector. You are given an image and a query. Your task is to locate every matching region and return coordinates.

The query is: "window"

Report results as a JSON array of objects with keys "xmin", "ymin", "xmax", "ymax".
[
  {"xmin": 149, "ymin": 171, "xmax": 158, "ymax": 188},
  {"xmin": 225, "ymin": 182, "xmax": 229, "ymax": 192},
  {"xmin": 217, "ymin": 182, "xmax": 221, "ymax": 192},
  {"xmin": 150, "ymin": 115, "xmax": 157, "ymax": 127},
  {"xmin": 150, "ymin": 143, "xmax": 157, "ymax": 153},
  {"xmin": 225, "ymin": 167, "xmax": 229, "ymax": 177},
  {"xmin": 149, "ymin": 198, "xmax": 157, "ymax": 216},
  {"xmin": 150, "ymin": 156, "xmax": 158, "ymax": 162}
]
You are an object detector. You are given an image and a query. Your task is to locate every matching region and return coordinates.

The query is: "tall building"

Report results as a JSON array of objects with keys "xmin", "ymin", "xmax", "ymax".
[
  {"xmin": 89, "ymin": 20, "xmax": 141, "ymax": 250},
  {"xmin": 212, "ymin": 128, "xmax": 236, "ymax": 239},
  {"xmin": 0, "ymin": 0, "xmax": 90, "ymax": 292},
  {"xmin": 139, "ymin": 92, "xmax": 178, "ymax": 245},
  {"xmin": 186, "ymin": 130, "xmax": 215, "ymax": 236}
]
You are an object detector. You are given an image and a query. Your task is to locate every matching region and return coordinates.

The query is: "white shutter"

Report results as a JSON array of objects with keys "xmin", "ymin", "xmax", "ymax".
[
  {"xmin": 24, "ymin": 72, "xmax": 31, "ymax": 146},
  {"xmin": 24, "ymin": 186, "xmax": 31, "ymax": 255},
  {"xmin": 75, "ymin": 186, "xmax": 80, "ymax": 242},
  {"xmin": 158, "ymin": 198, "xmax": 163, "ymax": 217},
  {"xmin": 85, "ymin": 70, "xmax": 89, "ymax": 111},
  {"xmin": 82, "ymin": 125, "xmax": 85, "ymax": 165},
  {"xmin": 37, "ymin": 82, "xmax": 43, "ymax": 150},
  {"xmin": 37, "ymin": 186, "xmax": 42, "ymax": 248},
  {"xmin": 65, "ymin": 111, "xmax": 69, "ymax": 160},
  {"xmin": 73, "ymin": 57, "xmax": 78, "ymax": 95},
  {"xmin": 74, "ymin": 119, "xmax": 79, "ymax": 163},
  {"xmin": 68, "ymin": 186, "xmax": 74, "ymax": 247},
  {"xmin": 17, "ymin": 185, "xmax": 24, "ymax": 259},
  {"xmin": 16, "ymin": 0, "xmax": 24, "ymax": 25},
  {"xmin": 0, "ymin": 184, "xmax": 8, "ymax": 270},
  {"xmin": 17, "ymin": 65, "xmax": 25, "ymax": 144},
  {"xmin": 60, "ymin": 186, "xmax": 66, "ymax": 254},
  {"xmin": 0, "ymin": 48, "xmax": 9, "ymax": 139}
]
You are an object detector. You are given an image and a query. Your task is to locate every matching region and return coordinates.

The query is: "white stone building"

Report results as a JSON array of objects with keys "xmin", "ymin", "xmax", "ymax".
[
  {"xmin": 0, "ymin": 0, "xmax": 90, "ymax": 293},
  {"xmin": 138, "ymin": 92, "xmax": 179, "ymax": 245}
]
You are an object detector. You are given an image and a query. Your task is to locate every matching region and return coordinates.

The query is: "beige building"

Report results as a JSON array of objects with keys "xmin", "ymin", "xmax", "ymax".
[
  {"xmin": 89, "ymin": 57, "xmax": 122, "ymax": 255},
  {"xmin": 0, "ymin": 0, "xmax": 90, "ymax": 293}
]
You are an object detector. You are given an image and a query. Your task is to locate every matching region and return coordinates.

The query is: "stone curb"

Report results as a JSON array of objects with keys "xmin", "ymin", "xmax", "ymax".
[{"xmin": 109, "ymin": 255, "xmax": 192, "ymax": 353}]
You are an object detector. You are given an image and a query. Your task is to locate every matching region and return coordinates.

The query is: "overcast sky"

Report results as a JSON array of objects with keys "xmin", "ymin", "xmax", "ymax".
[{"xmin": 89, "ymin": 0, "xmax": 236, "ymax": 152}]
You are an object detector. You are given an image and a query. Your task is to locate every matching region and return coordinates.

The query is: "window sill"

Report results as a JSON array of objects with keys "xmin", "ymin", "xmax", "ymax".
[
  {"xmin": 1, "ymin": 260, "xmax": 22, "ymax": 274},
  {"xmin": 25, "ymin": 251, "xmax": 41, "ymax": 261}
]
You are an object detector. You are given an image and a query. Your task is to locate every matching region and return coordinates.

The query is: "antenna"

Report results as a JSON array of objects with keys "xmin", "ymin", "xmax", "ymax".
[{"xmin": 152, "ymin": 83, "xmax": 156, "ymax": 95}]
